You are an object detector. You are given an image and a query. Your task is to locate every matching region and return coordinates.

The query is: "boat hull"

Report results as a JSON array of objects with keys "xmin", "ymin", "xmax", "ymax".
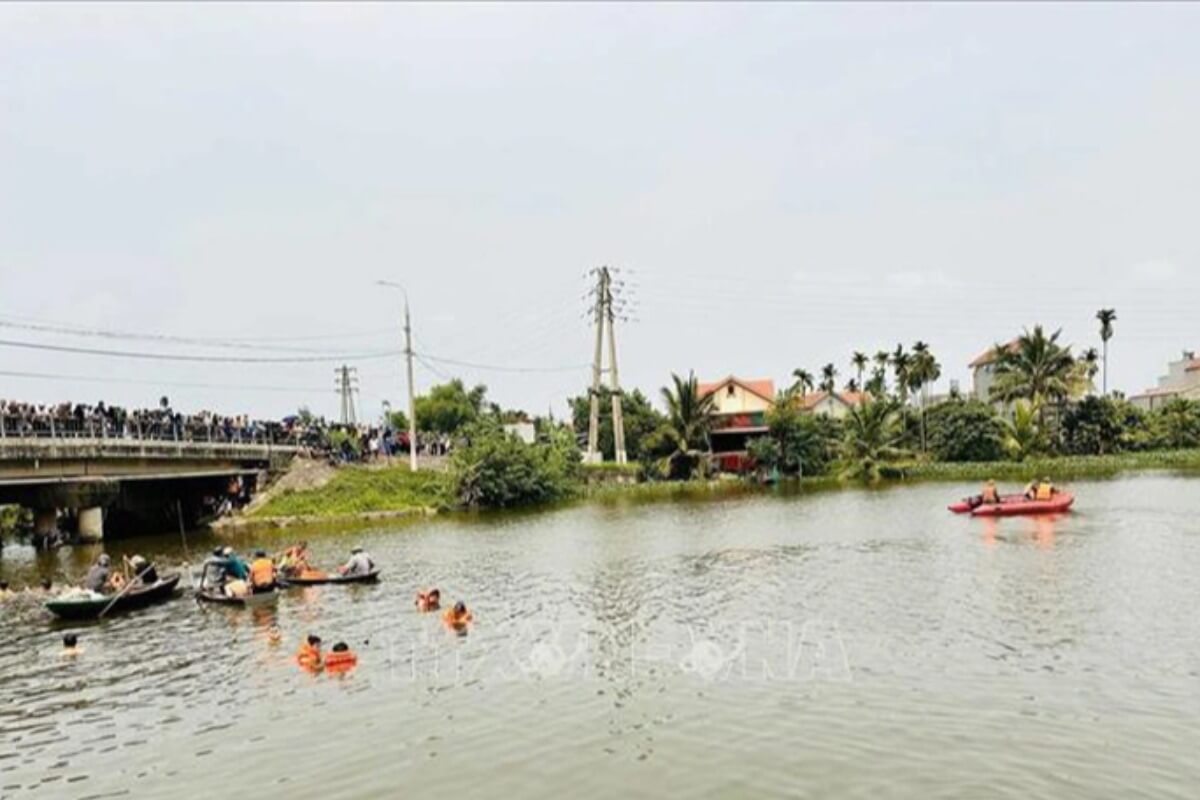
[
  {"xmin": 970, "ymin": 493, "xmax": 1075, "ymax": 517},
  {"xmin": 44, "ymin": 574, "xmax": 182, "ymax": 620}
]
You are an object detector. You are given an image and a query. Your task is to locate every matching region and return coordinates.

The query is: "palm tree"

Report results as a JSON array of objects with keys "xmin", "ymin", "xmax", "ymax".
[
  {"xmin": 1080, "ymin": 347, "xmax": 1100, "ymax": 392},
  {"xmin": 866, "ymin": 367, "xmax": 887, "ymax": 398},
  {"xmin": 1096, "ymin": 308, "xmax": 1117, "ymax": 395},
  {"xmin": 1002, "ymin": 399, "xmax": 1043, "ymax": 461},
  {"xmin": 909, "ymin": 342, "xmax": 942, "ymax": 452},
  {"xmin": 820, "ymin": 363, "xmax": 838, "ymax": 394},
  {"xmin": 891, "ymin": 344, "xmax": 913, "ymax": 404},
  {"xmin": 840, "ymin": 398, "xmax": 908, "ymax": 482},
  {"xmin": 851, "ymin": 351, "xmax": 868, "ymax": 388},
  {"xmin": 991, "ymin": 326, "xmax": 1077, "ymax": 409},
  {"xmin": 659, "ymin": 371, "xmax": 716, "ymax": 479},
  {"xmin": 992, "ymin": 326, "xmax": 1077, "ymax": 440},
  {"xmin": 791, "ymin": 368, "xmax": 815, "ymax": 397},
  {"xmin": 873, "ymin": 350, "xmax": 891, "ymax": 393}
]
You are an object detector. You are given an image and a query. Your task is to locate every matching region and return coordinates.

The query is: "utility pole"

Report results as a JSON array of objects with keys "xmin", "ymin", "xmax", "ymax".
[
  {"xmin": 335, "ymin": 365, "xmax": 359, "ymax": 426},
  {"xmin": 585, "ymin": 266, "xmax": 628, "ymax": 464},
  {"xmin": 377, "ymin": 280, "xmax": 419, "ymax": 472},
  {"xmin": 404, "ymin": 294, "xmax": 417, "ymax": 472}
]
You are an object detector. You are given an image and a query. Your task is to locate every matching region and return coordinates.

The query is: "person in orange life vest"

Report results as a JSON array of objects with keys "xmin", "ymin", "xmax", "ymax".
[
  {"xmin": 249, "ymin": 550, "xmax": 276, "ymax": 593},
  {"xmin": 443, "ymin": 601, "xmax": 473, "ymax": 633},
  {"xmin": 416, "ymin": 588, "xmax": 441, "ymax": 612},
  {"xmin": 1024, "ymin": 477, "xmax": 1056, "ymax": 501},
  {"xmin": 324, "ymin": 642, "xmax": 358, "ymax": 673},
  {"xmin": 297, "ymin": 634, "xmax": 323, "ymax": 670},
  {"xmin": 980, "ymin": 479, "xmax": 1001, "ymax": 505}
]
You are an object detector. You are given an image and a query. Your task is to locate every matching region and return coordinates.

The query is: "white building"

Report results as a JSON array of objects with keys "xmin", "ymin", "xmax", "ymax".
[{"xmin": 1130, "ymin": 351, "xmax": 1200, "ymax": 410}]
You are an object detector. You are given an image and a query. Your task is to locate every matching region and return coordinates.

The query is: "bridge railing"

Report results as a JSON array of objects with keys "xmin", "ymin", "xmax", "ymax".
[{"xmin": 0, "ymin": 414, "xmax": 308, "ymax": 448}]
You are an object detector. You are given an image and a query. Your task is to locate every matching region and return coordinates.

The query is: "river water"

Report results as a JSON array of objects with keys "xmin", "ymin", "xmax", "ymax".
[{"xmin": 2, "ymin": 475, "xmax": 1199, "ymax": 798}]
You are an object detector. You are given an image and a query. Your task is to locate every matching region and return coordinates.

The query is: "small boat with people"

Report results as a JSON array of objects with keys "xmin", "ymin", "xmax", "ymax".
[
  {"xmin": 195, "ymin": 586, "xmax": 279, "ymax": 606},
  {"xmin": 950, "ymin": 477, "xmax": 1075, "ymax": 517},
  {"xmin": 195, "ymin": 546, "xmax": 280, "ymax": 607},
  {"xmin": 45, "ymin": 573, "xmax": 181, "ymax": 620},
  {"xmin": 276, "ymin": 545, "xmax": 379, "ymax": 587},
  {"xmin": 278, "ymin": 569, "xmax": 380, "ymax": 587}
]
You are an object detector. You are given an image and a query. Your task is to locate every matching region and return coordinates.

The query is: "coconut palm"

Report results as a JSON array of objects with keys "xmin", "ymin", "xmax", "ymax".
[
  {"xmin": 840, "ymin": 398, "xmax": 908, "ymax": 482},
  {"xmin": 791, "ymin": 368, "xmax": 815, "ymax": 397},
  {"xmin": 659, "ymin": 371, "xmax": 716, "ymax": 479},
  {"xmin": 819, "ymin": 363, "xmax": 838, "ymax": 394},
  {"xmin": 990, "ymin": 326, "xmax": 1077, "ymax": 409},
  {"xmin": 1096, "ymin": 308, "xmax": 1117, "ymax": 395},
  {"xmin": 1002, "ymin": 400, "xmax": 1044, "ymax": 461},
  {"xmin": 851, "ymin": 351, "xmax": 868, "ymax": 388}
]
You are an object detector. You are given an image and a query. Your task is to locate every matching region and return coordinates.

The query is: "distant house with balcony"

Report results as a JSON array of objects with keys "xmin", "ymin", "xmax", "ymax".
[
  {"xmin": 698, "ymin": 376, "xmax": 774, "ymax": 472},
  {"xmin": 1130, "ymin": 351, "xmax": 1200, "ymax": 410},
  {"xmin": 969, "ymin": 339, "xmax": 1020, "ymax": 403},
  {"xmin": 796, "ymin": 390, "xmax": 867, "ymax": 419}
]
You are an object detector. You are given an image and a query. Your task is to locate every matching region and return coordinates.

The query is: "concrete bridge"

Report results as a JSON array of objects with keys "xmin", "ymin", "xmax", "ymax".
[{"xmin": 0, "ymin": 435, "xmax": 299, "ymax": 541}]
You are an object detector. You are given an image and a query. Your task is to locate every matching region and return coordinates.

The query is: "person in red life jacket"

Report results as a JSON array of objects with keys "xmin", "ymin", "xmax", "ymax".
[
  {"xmin": 296, "ymin": 634, "xmax": 323, "ymax": 671},
  {"xmin": 324, "ymin": 641, "xmax": 358, "ymax": 674},
  {"xmin": 443, "ymin": 601, "xmax": 473, "ymax": 634},
  {"xmin": 416, "ymin": 588, "xmax": 441, "ymax": 612}
]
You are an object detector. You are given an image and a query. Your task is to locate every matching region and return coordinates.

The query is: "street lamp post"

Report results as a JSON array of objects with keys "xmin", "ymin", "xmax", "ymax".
[{"xmin": 377, "ymin": 280, "xmax": 418, "ymax": 472}]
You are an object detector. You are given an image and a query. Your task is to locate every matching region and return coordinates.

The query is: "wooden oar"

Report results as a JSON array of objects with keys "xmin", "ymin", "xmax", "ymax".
[{"xmin": 98, "ymin": 563, "xmax": 156, "ymax": 619}]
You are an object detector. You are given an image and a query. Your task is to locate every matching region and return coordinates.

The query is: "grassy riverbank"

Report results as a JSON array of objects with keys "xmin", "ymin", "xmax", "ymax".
[
  {"xmin": 898, "ymin": 448, "xmax": 1200, "ymax": 482},
  {"xmin": 249, "ymin": 464, "xmax": 450, "ymax": 520},
  {"xmin": 232, "ymin": 448, "xmax": 1200, "ymax": 528}
]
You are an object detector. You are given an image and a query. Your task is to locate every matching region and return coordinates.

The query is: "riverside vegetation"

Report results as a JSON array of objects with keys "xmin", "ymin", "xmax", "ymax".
[{"xmin": 248, "ymin": 322, "xmax": 1200, "ymax": 521}]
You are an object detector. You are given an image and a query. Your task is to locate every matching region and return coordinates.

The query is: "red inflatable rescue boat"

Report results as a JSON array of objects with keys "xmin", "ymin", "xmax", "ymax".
[{"xmin": 968, "ymin": 493, "xmax": 1074, "ymax": 517}]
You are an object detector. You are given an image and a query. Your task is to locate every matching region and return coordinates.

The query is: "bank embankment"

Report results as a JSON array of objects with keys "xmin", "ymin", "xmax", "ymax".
[{"xmin": 215, "ymin": 448, "xmax": 1200, "ymax": 531}]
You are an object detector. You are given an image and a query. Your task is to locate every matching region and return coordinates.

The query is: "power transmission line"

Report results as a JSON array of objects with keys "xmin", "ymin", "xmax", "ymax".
[
  {"xmin": 0, "ymin": 369, "xmax": 330, "ymax": 393},
  {"xmin": 0, "ymin": 337, "xmax": 403, "ymax": 364}
]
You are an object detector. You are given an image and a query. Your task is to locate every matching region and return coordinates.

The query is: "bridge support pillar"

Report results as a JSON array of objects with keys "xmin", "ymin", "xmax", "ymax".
[
  {"xmin": 77, "ymin": 507, "xmax": 104, "ymax": 542},
  {"xmin": 33, "ymin": 508, "xmax": 58, "ymax": 536}
]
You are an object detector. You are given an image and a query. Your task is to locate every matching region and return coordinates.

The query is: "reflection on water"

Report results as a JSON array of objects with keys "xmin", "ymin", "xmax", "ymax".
[{"xmin": 2, "ymin": 475, "xmax": 1200, "ymax": 797}]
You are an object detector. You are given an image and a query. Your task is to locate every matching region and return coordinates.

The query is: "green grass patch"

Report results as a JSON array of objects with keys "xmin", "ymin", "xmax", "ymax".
[
  {"xmin": 895, "ymin": 448, "xmax": 1200, "ymax": 482},
  {"xmin": 251, "ymin": 465, "xmax": 451, "ymax": 519}
]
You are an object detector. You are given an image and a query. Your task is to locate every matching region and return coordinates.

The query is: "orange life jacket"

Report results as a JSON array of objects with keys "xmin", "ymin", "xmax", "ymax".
[
  {"xmin": 250, "ymin": 558, "xmax": 276, "ymax": 588},
  {"xmin": 324, "ymin": 650, "xmax": 357, "ymax": 672},
  {"xmin": 1035, "ymin": 483, "xmax": 1053, "ymax": 501},
  {"xmin": 296, "ymin": 643, "xmax": 322, "ymax": 670},
  {"xmin": 443, "ymin": 608, "xmax": 473, "ymax": 629}
]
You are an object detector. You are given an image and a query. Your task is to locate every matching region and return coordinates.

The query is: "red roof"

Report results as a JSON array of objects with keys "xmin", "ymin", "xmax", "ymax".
[
  {"xmin": 969, "ymin": 339, "xmax": 1020, "ymax": 368},
  {"xmin": 1185, "ymin": 360, "xmax": 1200, "ymax": 372},
  {"xmin": 698, "ymin": 376, "xmax": 776, "ymax": 403},
  {"xmin": 797, "ymin": 390, "xmax": 867, "ymax": 411}
]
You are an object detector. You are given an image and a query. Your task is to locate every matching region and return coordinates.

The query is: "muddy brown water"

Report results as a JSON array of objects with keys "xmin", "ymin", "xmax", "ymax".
[{"xmin": 2, "ymin": 475, "xmax": 1199, "ymax": 798}]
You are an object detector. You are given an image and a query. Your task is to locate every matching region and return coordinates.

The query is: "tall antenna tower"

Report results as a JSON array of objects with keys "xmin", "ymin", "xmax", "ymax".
[
  {"xmin": 335, "ymin": 365, "xmax": 359, "ymax": 426},
  {"xmin": 585, "ymin": 266, "xmax": 628, "ymax": 464}
]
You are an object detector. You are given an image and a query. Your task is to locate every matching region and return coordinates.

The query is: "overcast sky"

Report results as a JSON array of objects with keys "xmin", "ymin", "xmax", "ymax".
[{"xmin": 2, "ymin": 3, "xmax": 1198, "ymax": 421}]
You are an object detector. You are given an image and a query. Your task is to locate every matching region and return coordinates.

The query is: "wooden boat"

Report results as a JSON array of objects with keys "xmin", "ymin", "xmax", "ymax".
[
  {"xmin": 278, "ymin": 569, "xmax": 380, "ymax": 587},
  {"xmin": 44, "ymin": 573, "xmax": 181, "ymax": 620},
  {"xmin": 195, "ymin": 587, "xmax": 280, "ymax": 606}
]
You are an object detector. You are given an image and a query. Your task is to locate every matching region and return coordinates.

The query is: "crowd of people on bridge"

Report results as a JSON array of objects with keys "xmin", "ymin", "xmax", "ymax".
[{"xmin": 0, "ymin": 398, "xmax": 314, "ymax": 445}]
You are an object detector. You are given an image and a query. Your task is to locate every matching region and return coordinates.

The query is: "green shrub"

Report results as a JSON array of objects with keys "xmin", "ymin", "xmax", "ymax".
[
  {"xmin": 925, "ymin": 399, "xmax": 1007, "ymax": 462},
  {"xmin": 450, "ymin": 420, "xmax": 581, "ymax": 508}
]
